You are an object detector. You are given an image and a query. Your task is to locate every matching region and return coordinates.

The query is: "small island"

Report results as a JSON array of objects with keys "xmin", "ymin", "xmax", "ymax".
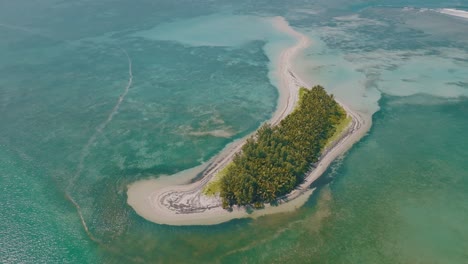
[
  {"xmin": 204, "ymin": 86, "xmax": 348, "ymax": 209},
  {"xmin": 127, "ymin": 17, "xmax": 370, "ymax": 225}
]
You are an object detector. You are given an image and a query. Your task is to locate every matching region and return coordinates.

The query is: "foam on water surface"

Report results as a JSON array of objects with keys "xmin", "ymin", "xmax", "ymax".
[{"xmin": 437, "ymin": 8, "xmax": 468, "ymax": 19}]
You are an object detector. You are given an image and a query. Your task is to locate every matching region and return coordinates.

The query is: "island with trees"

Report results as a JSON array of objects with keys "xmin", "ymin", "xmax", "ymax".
[
  {"xmin": 127, "ymin": 19, "xmax": 369, "ymax": 225},
  {"xmin": 203, "ymin": 85, "xmax": 348, "ymax": 209}
]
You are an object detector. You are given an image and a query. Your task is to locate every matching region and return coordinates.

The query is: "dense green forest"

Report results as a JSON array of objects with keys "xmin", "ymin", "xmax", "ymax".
[{"xmin": 219, "ymin": 86, "xmax": 346, "ymax": 209}]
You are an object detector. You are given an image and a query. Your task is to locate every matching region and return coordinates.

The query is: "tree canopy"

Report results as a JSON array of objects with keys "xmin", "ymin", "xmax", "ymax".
[{"xmin": 219, "ymin": 85, "xmax": 346, "ymax": 209}]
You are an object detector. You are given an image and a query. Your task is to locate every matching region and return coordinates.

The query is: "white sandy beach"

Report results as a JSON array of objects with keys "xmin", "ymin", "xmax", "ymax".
[{"xmin": 127, "ymin": 16, "xmax": 372, "ymax": 226}]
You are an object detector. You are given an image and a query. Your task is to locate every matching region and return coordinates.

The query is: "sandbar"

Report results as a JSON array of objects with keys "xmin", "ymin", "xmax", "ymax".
[{"xmin": 127, "ymin": 17, "xmax": 372, "ymax": 226}]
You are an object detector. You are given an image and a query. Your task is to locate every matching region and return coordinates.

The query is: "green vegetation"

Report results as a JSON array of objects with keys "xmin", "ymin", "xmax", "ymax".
[
  {"xmin": 219, "ymin": 86, "xmax": 346, "ymax": 209},
  {"xmin": 324, "ymin": 109, "xmax": 351, "ymax": 148},
  {"xmin": 298, "ymin": 86, "xmax": 308, "ymax": 100},
  {"xmin": 203, "ymin": 164, "xmax": 233, "ymax": 196}
]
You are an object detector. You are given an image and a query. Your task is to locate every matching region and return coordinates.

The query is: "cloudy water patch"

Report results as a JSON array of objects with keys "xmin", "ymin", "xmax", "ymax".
[
  {"xmin": 290, "ymin": 6, "xmax": 467, "ymax": 116},
  {"xmin": 132, "ymin": 14, "xmax": 292, "ymax": 47}
]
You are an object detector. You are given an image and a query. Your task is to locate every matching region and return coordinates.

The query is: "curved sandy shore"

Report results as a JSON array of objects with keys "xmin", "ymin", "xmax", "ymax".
[{"xmin": 127, "ymin": 17, "xmax": 371, "ymax": 226}]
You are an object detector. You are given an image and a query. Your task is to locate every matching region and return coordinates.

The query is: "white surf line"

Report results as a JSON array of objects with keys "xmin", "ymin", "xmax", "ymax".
[
  {"xmin": 65, "ymin": 49, "xmax": 133, "ymax": 242},
  {"xmin": 437, "ymin": 8, "xmax": 468, "ymax": 19},
  {"xmin": 71, "ymin": 48, "xmax": 133, "ymax": 186},
  {"xmin": 0, "ymin": 21, "xmax": 134, "ymax": 241},
  {"xmin": 65, "ymin": 193, "xmax": 102, "ymax": 243},
  {"xmin": 2, "ymin": 23, "xmax": 134, "ymax": 171}
]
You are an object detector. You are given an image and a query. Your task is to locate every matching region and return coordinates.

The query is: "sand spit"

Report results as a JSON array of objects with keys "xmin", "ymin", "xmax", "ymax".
[{"xmin": 127, "ymin": 17, "xmax": 371, "ymax": 226}]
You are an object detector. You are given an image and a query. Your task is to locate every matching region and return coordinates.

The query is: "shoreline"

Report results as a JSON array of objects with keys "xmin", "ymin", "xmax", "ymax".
[{"xmin": 127, "ymin": 17, "xmax": 371, "ymax": 226}]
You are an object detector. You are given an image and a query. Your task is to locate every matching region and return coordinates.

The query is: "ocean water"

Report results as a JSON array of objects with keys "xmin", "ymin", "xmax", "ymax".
[{"xmin": 1, "ymin": 1, "xmax": 467, "ymax": 263}]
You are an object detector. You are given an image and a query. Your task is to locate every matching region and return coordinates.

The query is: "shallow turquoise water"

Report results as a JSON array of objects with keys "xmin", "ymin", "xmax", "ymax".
[{"xmin": 1, "ymin": 1, "xmax": 467, "ymax": 263}]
